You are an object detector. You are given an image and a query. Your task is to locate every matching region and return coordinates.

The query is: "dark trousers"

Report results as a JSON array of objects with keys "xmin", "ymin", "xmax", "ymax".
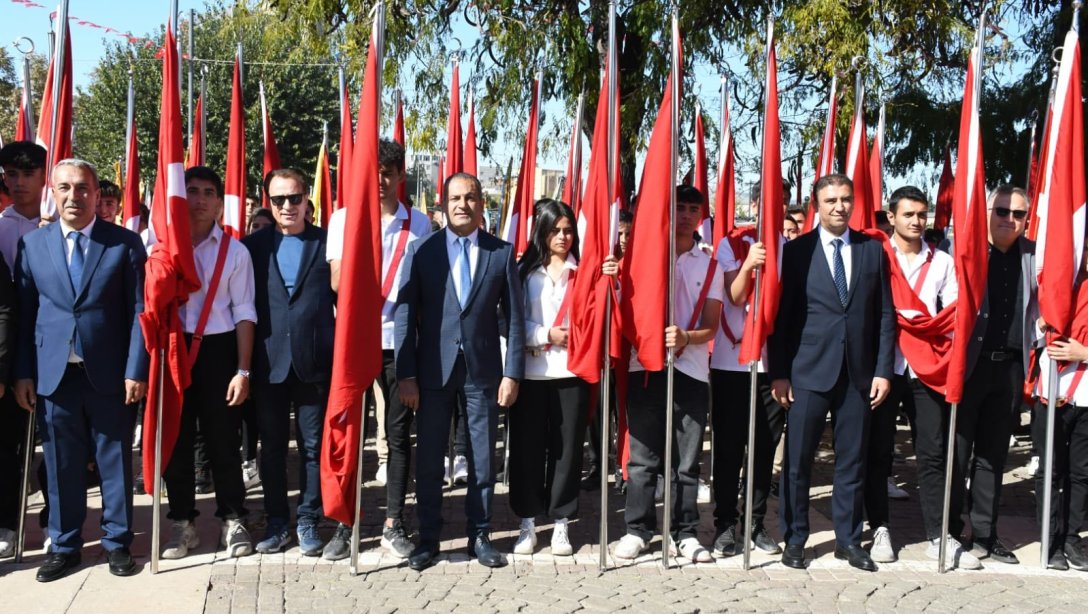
[
  {"xmin": 254, "ymin": 370, "xmax": 327, "ymax": 525},
  {"xmin": 1033, "ymin": 402, "xmax": 1088, "ymax": 549},
  {"xmin": 509, "ymin": 377, "xmax": 589, "ymax": 520},
  {"xmin": 40, "ymin": 364, "xmax": 134, "ymax": 553},
  {"xmin": 710, "ymin": 369, "xmax": 785, "ymax": 532},
  {"xmin": 416, "ymin": 355, "xmax": 499, "ymax": 544},
  {"xmin": 241, "ymin": 399, "xmax": 259, "ymax": 462},
  {"xmin": 0, "ymin": 391, "xmax": 29, "ymax": 529},
  {"xmin": 863, "ymin": 374, "xmax": 909, "ymax": 531},
  {"xmin": 955, "ymin": 356, "xmax": 1023, "ymax": 542},
  {"xmin": 625, "ymin": 370, "xmax": 708, "ymax": 542},
  {"xmin": 780, "ymin": 366, "xmax": 871, "ymax": 547},
  {"xmin": 904, "ymin": 377, "xmax": 959, "ymax": 540},
  {"xmin": 164, "ymin": 332, "xmax": 247, "ymax": 521},
  {"xmin": 376, "ymin": 350, "xmax": 413, "ymax": 522}
]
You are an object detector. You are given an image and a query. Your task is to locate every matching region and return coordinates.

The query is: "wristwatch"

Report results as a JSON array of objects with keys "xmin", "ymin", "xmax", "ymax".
[{"xmin": 236, "ymin": 369, "xmax": 251, "ymax": 379}]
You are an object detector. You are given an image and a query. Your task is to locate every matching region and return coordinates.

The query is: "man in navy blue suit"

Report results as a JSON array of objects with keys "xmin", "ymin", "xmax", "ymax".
[
  {"xmin": 243, "ymin": 168, "xmax": 335, "ymax": 557},
  {"xmin": 13, "ymin": 159, "xmax": 148, "ymax": 581},
  {"xmin": 769, "ymin": 173, "xmax": 896, "ymax": 572},
  {"xmin": 395, "ymin": 172, "xmax": 525, "ymax": 570}
]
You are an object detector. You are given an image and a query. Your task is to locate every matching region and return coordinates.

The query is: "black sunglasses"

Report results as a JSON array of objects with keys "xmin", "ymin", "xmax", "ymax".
[
  {"xmin": 269, "ymin": 193, "xmax": 306, "ymax": 207},
  {"xmin": 991, "ymin": 206, "xmax": 1028, "ymax": 220}
]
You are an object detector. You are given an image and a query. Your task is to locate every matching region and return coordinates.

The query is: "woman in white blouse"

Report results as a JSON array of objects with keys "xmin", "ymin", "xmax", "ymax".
[{"xmin": 509, "ymin": 199, "xmax": 589, "ymax": 556}]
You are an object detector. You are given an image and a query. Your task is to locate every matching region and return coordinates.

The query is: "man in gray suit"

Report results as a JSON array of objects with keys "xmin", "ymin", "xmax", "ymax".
[{"xmin": 395, "ymin": 172, "xmax": 525, "ymax": 570}]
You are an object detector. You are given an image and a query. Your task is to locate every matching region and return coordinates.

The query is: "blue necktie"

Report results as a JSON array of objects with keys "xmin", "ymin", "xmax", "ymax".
[
  {"xmin": 832, "ymin": 238, "xmax": 848, "ymax": 307},
  {"xmin": 457, "ymin": 237, "xmax": 472, "ymax": 308},
  {"xmin": 68, "ymin": 231, "xmax": 85, "ymax": 357}
]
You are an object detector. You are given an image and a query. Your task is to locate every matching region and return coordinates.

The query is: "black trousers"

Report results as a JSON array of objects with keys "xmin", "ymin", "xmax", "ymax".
[
  {"xmin": 625, "ymin": 370, "xmax": 708, "ymax": 542},
  {"xmin": 863, "ymin": 374, "xmax": 909, "ymax": 531},
  {"xmin": 905, "ymin": 377, "xmax": 958, "ymax": 540},
  {"xmin": 164, "ymin": 332, "xmax": 247, "ymax": 521},
  {"xmin": 375, "ymin": 350, "xmax": 413, "ymax": 522},
  {"xmin": 710, "ymin": 369, "xmax": 785, "ymax": 532},
  {"xmin": 955, "ymin": 356, "xmax": 1023, "ymax": 542},
  {"xmin": 0, "ymin": 390, "xmax": 29, "ymax": 529},
  {"xmin": 508, "ymin": 377, "xmax": 589, "ymax": 520},
  {"xmin": 1033, "ymin": 402, "xmax": 1088, "ymax": 549}
]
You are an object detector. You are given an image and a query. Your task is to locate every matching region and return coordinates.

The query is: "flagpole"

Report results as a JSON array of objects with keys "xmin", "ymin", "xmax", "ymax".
[
  {"xmin": 187, "ymin": 8, "xmax": 194, "ymax": 149},
  {"xmin": 599, "ymin": 0, "xmax": 617, "ymax": 573},
  {"xmin": 1025, "ymin": 110, "xmax": 1039, "ymax": 193},
  {"xmin": 661, "ymin": 6, "xmax": 680, "ymax": 570},
  {"xmin": 125, "ymin": 67, "xmax": 135, "ymax": 184},
  {"xmin": 1041, "ymin": 360, "xmax": 1059, "ymax": 568},
  {"xmin": 200, "ymin": 67, "xmax": 207, "ymax": 158},
  {"xmin": 151, "ymin": 350, "xmax": 165, "ymax": 574},
  {"xmin": 47, "ymin": 0, "xmax": 69, "ymax": 179},
  {"xmin": 20, "ymin": 43, "xmax": 36, "ymax": 136}
]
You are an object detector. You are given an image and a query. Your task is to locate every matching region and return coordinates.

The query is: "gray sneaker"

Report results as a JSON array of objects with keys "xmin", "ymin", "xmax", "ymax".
[
  {"xmin": 255, "ymin": 520, "xmax": 292, "ymax": 554},
  {"xmin": 322, "ymin": 523, "xmax": 352, "ymax": 561},
  {"xmin": 381, "ymin": 520, "xmax": 414, "ymax": 558},
  {"xmin": 712, "ymin": 526, "xmax": 737, "ymax": 557},
  {"xmin": 162, "ymin": 519, "xmax": 200, "ymax": 559},
  {"xmin": 221, "ymin": 519, "xmax": 253, "ymax": 558}
]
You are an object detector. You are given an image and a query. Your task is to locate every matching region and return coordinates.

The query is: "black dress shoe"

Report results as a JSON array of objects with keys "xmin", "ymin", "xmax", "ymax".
[
  {"xmin": 781, "ymin": 544, "xmax": 805, "ymax": 569},
  {"xmin": 1065, "ymin": 542, "xmax": 1088, "ymax": 571},
  {"xmin": 835, "ymin": 544, "xmax": 878, "ymax": 572},
  {"xmin": 1048, "ymin": 549, "xmax": 1070, "ymax": 571},
  {"xmin": 36, "ymin": 551, "xmax": 81, "ymax": 583},
  {"xmin": 469, "ymin": 535, "xmax": 507, "ymax": 568},
  {"xmin": 108, "ymin": 547, "xmax": 138, "ymax": 577},
  {"xmin": 408, "ymin": 543, "xmax": 440, "ymax": 571},
  {"xmin": 975, "ymin": 538, "xmax": 1019, "ymax": 565}
]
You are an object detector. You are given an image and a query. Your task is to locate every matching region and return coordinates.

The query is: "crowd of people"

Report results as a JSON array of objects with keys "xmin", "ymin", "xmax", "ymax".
[{"xmin": 0, "ymin": 134, "xmax": 1081, "ymax": 584}]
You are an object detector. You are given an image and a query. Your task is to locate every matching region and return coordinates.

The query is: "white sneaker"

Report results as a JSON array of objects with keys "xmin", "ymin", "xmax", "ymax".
[
  {"xmin": 242, "ymin": 460, "xmax": 261, "ymax": 489},
  {"xmin": 887, "ymin": 478, "xmax": 910, "ymax": 500},
  {"xmin": 697, "ymin": 479, "xmax": 711, "ymax": 503},
  {"xmin": 162, "ymin": 520, "xmax": 200, "ymax": 559},
  {"xmin": 453, "ymin": 455, "xmax": 469, "ymax": 484},
  {"xmin": 0, "ymin": 527, "xmax": 15, "ymax": 558},
  {"xmin": 870, "ymin": 527, "xmax": 896, "ymax": 563},
  {"xmin": 614, "ymin": 534, "xmax": 648, "ymax": 560},
  {"xmin": 221, "ymin": 519, "xmax": 253, "ymax": 558},
  {"xmin": 551, "ymin": 518, "xmax": 573, "ymax": 556},
  {"xmin": 927, "ymin": 536, "xmax": 982, "ymax": 570},
  {"xmin": 513, "ymin": 518, "xmax": 537, "ymax": 555},
  {"xmin": 671, "ymin": 537, "xmax": 713, "ymax": 563},
  {"xmin": 1027, "ymin": 456, "xmax": 1040, "ymax": 477},
  {"xmin": 375, "ymin": 463, "xmax": 388, "ymax": 485}
]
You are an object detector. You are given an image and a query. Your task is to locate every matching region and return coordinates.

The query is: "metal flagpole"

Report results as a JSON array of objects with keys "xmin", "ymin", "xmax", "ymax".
[
  {"xmin": 1025, "ymin": 110, "xmax": 1039, "ymax": 194},
  {"xmin": 599, "ymin": 0, "xmax": 618, "ymax": 572},
  {"xmin": 125, "ymin": 67, "xmax": 135, "ymax": 182},
  {"xmin": 20, "ymin": 43, "xmax": 36, "ymax": 136},
  {"xmin": 200, "ymin": 67, "xmax": 208, "ymax": 158},
  {"xmin": 661, "ymin": 7, "xmax": 680, "ymax": 570},
  {"xmin": 187, "ymin": 8, "xmax": 195, "ymax": 149},
  {"xmin": 709, "ymin": 72, "xmax": 728, "ymax": 502},
  {"xmin": 47, "ymin": 1, "xmax": 69, "ymax": 178},
  {"xmin": 151, "ymin": 350, "xmax": 166, "ymax": 573},
  {"xmin": 1041, "ymin": 361, "xmax": 1059, "ymax": 568}
]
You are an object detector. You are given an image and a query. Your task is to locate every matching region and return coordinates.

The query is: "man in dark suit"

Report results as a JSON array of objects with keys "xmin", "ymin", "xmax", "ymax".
[
  {"xmin": 395, "ymin": 172, "xmax": 525, "ymax": 570},
  {"xmin": 243, "ymin": 168, "xmax": 336, "ymax": 557},
  {"xmin": 13, "ymin": 159, "xmax": 148, "ymax": 581},
  {"xmin": 769, "ymin": 173, "xmax": 896, "ymax": 572}
]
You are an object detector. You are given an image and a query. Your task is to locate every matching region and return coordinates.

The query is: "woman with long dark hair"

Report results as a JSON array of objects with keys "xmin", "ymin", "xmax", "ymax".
[{"xmin": 509, "ymin": 199, "xmax": 589, "ymax": 556}]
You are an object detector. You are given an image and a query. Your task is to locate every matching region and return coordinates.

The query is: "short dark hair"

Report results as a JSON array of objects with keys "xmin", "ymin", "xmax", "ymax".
[
  {"xmin": 441, "ymin": 172, "xmax": 482, "ymax": 207},
  {"xmin": 786, "ymin": 206, "xmax": 805, "ymax": 218},
  {"xmin": 887, "ymin": 185, "xmax": 928, "ymax": 213},
  {"xmin": 185, "ymin": 165, "xmax": 225, "ymax": 198},
  {"xmin": 264, "ymin": 168, "xmax": 308, "ymax": 195},
  {"xmin": 0, "ymin": 141, "xmax": 47, "ymax": 171},
  {"xmin": 99, "ymin": 179, "xmax": 122, "ymax": 200},
  {"xmin": 812, "ymin": 173, "xmax": 853, "ymax": 199},
  {"xmin": 619, "ymin": 209, "xmax": 633, "ymax": 225},
  {"xmin": 783, "ymin": 216, "xmax": 799, "ymax": 228},
  {"xmin": 379, "ymin": 139, "xmax": 406, "ymax": 171},
  {"xmin": 676, "ymin": 184, "xmax": 705, "ymax": 206}
]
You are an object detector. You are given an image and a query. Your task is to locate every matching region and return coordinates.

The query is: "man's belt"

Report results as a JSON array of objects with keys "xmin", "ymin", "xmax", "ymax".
[{"xmin": 982, "ymin": 349, "xmax": 1021, "ymax": 362}]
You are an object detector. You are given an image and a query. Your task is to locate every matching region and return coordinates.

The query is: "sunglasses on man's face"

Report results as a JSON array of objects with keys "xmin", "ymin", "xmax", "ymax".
[
  {"xmin": 269, "ymin": 193, "xmax": 305, "ymax": 207},
  {"xmin": 991, "ymin": 206, "xmax": 1028, "ymax": 220}
]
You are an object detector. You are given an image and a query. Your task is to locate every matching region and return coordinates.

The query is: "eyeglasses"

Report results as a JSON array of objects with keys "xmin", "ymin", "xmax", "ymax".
[
  {"xmin": 269, "ymin": 193, "xmax": 305, "ymax": 207},
  {"xmin": 991, "ymin": 206, "xmax": 1028, "ymax": 220}
]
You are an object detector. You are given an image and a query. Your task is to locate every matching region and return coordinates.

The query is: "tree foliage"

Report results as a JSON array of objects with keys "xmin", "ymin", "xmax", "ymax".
[{"xmin": 0, "ymin": 48, "xmax": 48, "ymax": 145}]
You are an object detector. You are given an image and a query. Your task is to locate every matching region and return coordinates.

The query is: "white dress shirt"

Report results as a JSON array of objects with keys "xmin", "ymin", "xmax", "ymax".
[
  {"xmin": 818, "ymin": 225, "xmax": 852, "ymax": 290},
  {"xmin": 58, "ymin": 217, "xmax": 95, "ymax": 363},
  {"xmin": 890, "ymin": 239, "xmax": 959, "ymax": 376},
  {"xmin": 523, "ymin": 256, "xmax": 578, "ymax": 380},
  {"xmin": 178, "ymin": 224, "xmax": 257, "ymax": 335},
  {"xmin": 0, "ymin": 205, "xmax": 41, "ymax": 274},
  {"xmin": 1038, "ymin": 349, "xmax": 1088, "ymax": 407},
  {"xmin": 709, "ymin": 233, "xmax": 783, "ymax": 373},
  {"xmin": 325, "ymin": 204, "xmax": 432, "ymax": 349},
  {"xmin": 445, "ymin": 227, "xmax": 480, "ymax": 302},
  {"xmin": 630, "ymin": 243, "xmax": 725, "ymax": 383}
]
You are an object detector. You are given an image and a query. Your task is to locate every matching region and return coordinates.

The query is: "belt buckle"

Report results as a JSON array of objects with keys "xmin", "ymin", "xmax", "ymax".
[{"xmin": 530, "ymin": 348, "xmax": 542, "ymax": 357}]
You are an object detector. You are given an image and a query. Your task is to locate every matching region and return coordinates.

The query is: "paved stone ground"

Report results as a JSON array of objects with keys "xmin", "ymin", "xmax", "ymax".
[{"xmin": 2, "ymin": 408, "xmax": 1087, "ymax": 613}]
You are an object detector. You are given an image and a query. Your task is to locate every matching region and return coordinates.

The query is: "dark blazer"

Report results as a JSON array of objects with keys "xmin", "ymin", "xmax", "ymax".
[
  {"xmin": 394, "ymin": 229, "xmax": 525, "ymax": 389},
  {"xmin": 768, "ymin": 228, "xmax": 896, "ymax": 391},
  {"xmin": 14, "ymin": 220, "xmax": 149, "ymax": 396},
  {"xmin": 243, "ymin": 223, "xmax": 336, "ymax": 384},
  {"xmin": 965, "ymin": 236, "xmax": 1038, "ymax": 377},
  {"xmin": 0, "ymin": 257, "xmax": 15, "ymax": 383}
]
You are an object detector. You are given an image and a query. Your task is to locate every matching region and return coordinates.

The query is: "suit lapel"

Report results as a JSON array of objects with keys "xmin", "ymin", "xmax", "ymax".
[
  {"xmin": 462, "ymin": 234, "xmax": 493, "ymax": 311},
  {"xmin": 809, "ymin": 232, "xmax": 836, "ymax": 291},
  {"xmin": 290, "ymin": 226, "xmax": 320, "ymax": 301},
  {"xmin": 76, "ymin": 224, "xmax": 107, "ymax": 302},
  {"xmin": 46, "ymin": 224, "xmax": 75, "ymax": 302},
  {"xmin": 269, "ymin": 232, "xmax": 290, "ymax": 301}
]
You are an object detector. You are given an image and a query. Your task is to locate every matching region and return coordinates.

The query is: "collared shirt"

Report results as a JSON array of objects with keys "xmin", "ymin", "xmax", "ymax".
[
  {"xmin": 890, "ymin": 240, "xmax": 959, "ymax": 376},
  {"xmin": 325, "ymin": 204, "xmax": 431, "ymax": 349},
  {"xmin": 445, "ymin": 226, "xmax": 480, "ymax": 302},
  {"xmin": 276, "ymin": 233, "xmax": 304, "ymax": 295},
  {"xmin": 178, "ymin": 224, "xmax": 257, "ymax": 335},
  {"xmin": 818, "ymin": 225, "xmax": 852, "ymax": 290},
  {"xmin": 0, "ymin": 205, "xmax": 41, "ymax": 274},
  {"xmin": 630, "ymin": 243, "xmax": 725, "ymax": 383},
  {"xmin": 57, "ymin": 217, "xmax": 96, "ymax": 363},
  {"xmin": 983, "ymin": 241, "xmax": 1023, "ymax": 352},
  {"xmin": 523, "ymin": 256, "xmax": 578, "ymax": 380}
]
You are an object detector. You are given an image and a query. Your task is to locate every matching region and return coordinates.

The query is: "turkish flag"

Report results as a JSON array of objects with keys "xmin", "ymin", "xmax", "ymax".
[
  {"xmin": 320, "ymin": 28, "xmax": 385, "ymax": 526},
  {"xmin": 933, "ymin": 146, "xmax": 954, "ymax": 232},
  {"xmin": 394, "ymin": 92, "xmax": 409, "ymax": 203},
  {"xmin": 140, "ymin": 24, "xmax": 201, "ymax": 493},
  {"xmin": 845, "ymin": 87, "xmax": 874, "ymax": 231},
  {"xmin": 562, "ymin": 98, "xmax": 583, "ymax": 216},
  {"xmin": 444, "ymin": 62, "xmax": 463, "ymax": 181},
  {"xmin": 502, "ymin": 78, "xmax": 540, "ymax": 257},
  {"xmin": 36, "ymin": 20, "xmax": 72, "ymax": 220},
  {"xmin": 186, "ymin": 94, "xmax": 204, "ymax": 169},
  {"xmin": 260, "ymin": 81, "xmax": 281, "ymax": 208},
  {"xmin": 805, "ymin": 76, "xmax": 839, "ymax": 232},
  {"xmin": 335, "ymin": 88, "xmax": 354, "ymax": 212},
  {"xmin": 869, "ymin": 105, "xmax": 885, "ymax": 211},
  {"xmin": 463, "ymin": 95, "xmax": 478, "ymax": 177},
  {"xmin": 222, "ymin": 57, "xmax": 246, "ymax": 239},
  {"xmin": 122, "ymin": 112, "xmax": 141, "ymax": 231},
  {"xmin": 14, "ymin": 68, "xmax": 34, "ymax": 141},
  {"xmin": 692, "ymin": 110, "xmax": 710, "ymax": 243},
  {"xmin": 712, "ymin": 93, "xmax": 736, "ymax": 241}
]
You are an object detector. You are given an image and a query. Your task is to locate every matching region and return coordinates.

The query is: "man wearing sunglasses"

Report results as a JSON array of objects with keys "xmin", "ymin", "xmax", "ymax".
[{"xmin": 955, "ymin": 184, "xmax": 1037, "ymax": 566}]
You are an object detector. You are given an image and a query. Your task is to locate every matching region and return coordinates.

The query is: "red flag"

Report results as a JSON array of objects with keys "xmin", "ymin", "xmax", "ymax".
[
  {"xmin": 139, "ymin": 23, "xmax": 201, "ymax": 492},
  {"xmin": 335, "ymin": 87, "xmax": 354, "ymax": 212},
  {"xmin": 946, "ymin": 29, "xmax": 989, "ymax": 404},
  {"xmin": 223, "ymin": 57, "xmax": 246, "ymax": 239},
  {"xmin": 845, "ymin": 81, "xmax": 874, "ymax": 230},
  {"xmin": 693, "ymin": 108, "xmax": 710, "ymax": 242},
  {"xmin": 712, "ymin": 88, "xmax": 736, "ymax": 241},
  {"xmin": 619, "ymin": 37, "xmax": 681, "ymax": 372},
  {"xmin": 15, "ymin": 69, "xmax": 35, "ymax": 141},
  {"xmin": 321, "ymin": 25, "xmax": 385, "ymax": 526},
  {"xmin": 806, "ymin": 76, "xmax": 839, "ymax": 232},
  {"xmin": 870, "ymin": 103, "xmax": 885, "ymax": 211},
  {"xmin": 463, "ymin": 93, "xmax": 478, "ymax": 177},
  {"xmin": 933, "ymin": 146, "xmax": 954, "ymax": 232},
  {"xmin": 738, "ymin": 23, "xmax": 784, "ymax": 365},
  {"xmin": 444, "ymin": 62, "xmax": 463, "ymax": 181},
  {"xmin": 186, "ymin": 94, "xmax": 203, "ymax": 169},
  {"xmin": 260, "ymin": 81, "xmax": 281, "ymax": 208},
  {"xmin": 36, "ymin": 21, "xmax": 73, "ymax": 219},
  {"xmin": 1035, "ymin": 29, "xmax": 1086, "ymax": 339},
  {"xmin": 562, "ymin": 94, "xmax": 584, "ymax": 216},
  {"xmin": 394, "ymin": 91, "xmax": 408, "ymax": 203},
  {"xmin": 122, "ymin": 114, "xmax": 141, "ymax": 230},
  {"xmin": 502, "ymin": 78, "xmax": 540, "ymax": 257}
]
